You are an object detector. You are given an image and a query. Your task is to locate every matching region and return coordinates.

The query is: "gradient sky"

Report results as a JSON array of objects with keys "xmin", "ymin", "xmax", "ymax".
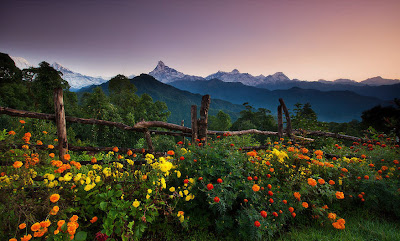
[{"xmin": 1, "ymin": 0, "xmax": 400, "ymax": 81}]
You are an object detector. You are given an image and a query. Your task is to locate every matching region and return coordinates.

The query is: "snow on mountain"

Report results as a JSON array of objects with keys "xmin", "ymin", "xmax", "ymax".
[
  {"xmin": 360, "ymin": 76, "xmax": 400, "ymax": 86},
  {"xmin": 148, "ymin": 61, "xmax": 204, "ymax": 83},
  {"xmin": 263, "ymin": 72, "xmax": 292, "ymax": 84},
  {"xmin": 10, "ymin": 56, "xmax": 32, "ymax": 69},
  {"xmin": 51, "ymin": 62, "xmax": 109, "ymax": 90}
]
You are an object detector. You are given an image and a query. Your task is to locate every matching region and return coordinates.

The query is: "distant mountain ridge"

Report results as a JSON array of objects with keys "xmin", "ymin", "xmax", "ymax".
[{"xmin": 169, "ymin": 78, "xmax": 390, "ymax": 123}]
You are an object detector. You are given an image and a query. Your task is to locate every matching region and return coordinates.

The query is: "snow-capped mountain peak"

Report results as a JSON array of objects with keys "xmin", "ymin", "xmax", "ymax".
[
  {"xmin": 10, "ymin": 56, "xmax": 32, "ymax": 70},
  {"xmin": 50, "ymin": 62, "xmax": 108, "ymax": 90},
  {"xmin": 148, "ymin": 61, "xmax": 204, "ymax": 83}
]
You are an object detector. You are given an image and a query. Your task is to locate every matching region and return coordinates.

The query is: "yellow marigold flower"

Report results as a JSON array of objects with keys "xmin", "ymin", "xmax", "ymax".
[
  {"xmin": 335, "ymin": 192, "xmax": 344, "ymax": 199},
  {"xmin": 50, "ymin": 194, "xmax": 60, "ymax": 203},
  {"xmin": 147, "ymin": 189, "xmax": 152, "ymax": 194},
  {"xmin": 132, "ymin": 199, "xmax": 140, "ymax": 208},
  {"xmin": 13, "ymin": 161, "xmax": 23, "ymax": 168},
  {"xmin": 169, "ymin": 187, "xmax": 175, "ymax": 192},
  {"xmin": 183, "ymin": 190, "xmax": 189, "ymax": 195},
  {"xmin": 252, "ymin": 184, "xmax": 260, "ymax": 192},
  {"xmin": 146, "ymin": 194, "xmax": 150, "ymax": 199},
  {"xmin": 95, "ymin": 176, "xmax": 101, "ymax": 183},
  {"xmin": 31, "ymin": 222, "xmax": 41, "ymax": 231},
  {"xmin": 176, "ymin": 170, "xmax": 181, "ymax": 178},
  {"xmin": 19, "ymin": 223, "xmax": 26, "ymax": 229}
]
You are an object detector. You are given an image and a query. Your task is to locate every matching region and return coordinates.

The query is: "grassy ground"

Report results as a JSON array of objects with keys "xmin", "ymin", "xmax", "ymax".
[
  {"xmin": 151, "ymin": 207, "xmax": 400, "ymax": 241},
  {"xmin": 276, "ymin": 208, "xmax": 400, "ymax": 241}
]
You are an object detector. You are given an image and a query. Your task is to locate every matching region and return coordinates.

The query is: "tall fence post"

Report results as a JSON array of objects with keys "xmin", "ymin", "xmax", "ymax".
[
  {"xmin": 53, "ymin": 88, "xmax": 68, "ymax": 163},
  {"xmin": 277, "ymin": 105, "xmax": 283, "ymax": 139},
  {"xmin": 278, "ymin": 98, "xmax": 294, "ymax": 141},
  {"xmin": 198, "ymin": 95, "xmax": 210, "ymax": 145},
  {"xmin": 191, "ymin": 105, "xmax": 198, "ymax": 144}
]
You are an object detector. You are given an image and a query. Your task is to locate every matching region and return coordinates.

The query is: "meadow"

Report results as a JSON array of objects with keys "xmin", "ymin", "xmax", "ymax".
[{"xmin": 1, "ymin": 119, "xmax": 399, "ymax": 241}]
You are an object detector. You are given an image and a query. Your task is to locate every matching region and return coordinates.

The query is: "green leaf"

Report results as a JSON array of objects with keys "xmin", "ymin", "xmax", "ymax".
[
  {"xmin": 74, "ymin": 231, "xmax": 87, "ymax": 241},
  {"xmin": 128, "ymin": 221, "xmax": 135, "ymax": 230},
  {"xmin": 99, "ymin": 201, "xmax": 107, "ymax": 210}
]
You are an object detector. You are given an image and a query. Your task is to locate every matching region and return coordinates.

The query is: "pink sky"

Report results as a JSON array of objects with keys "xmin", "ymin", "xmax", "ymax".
[{"xmin": 1, "ymin": 0, "xmax": 399, "ymax": 81}]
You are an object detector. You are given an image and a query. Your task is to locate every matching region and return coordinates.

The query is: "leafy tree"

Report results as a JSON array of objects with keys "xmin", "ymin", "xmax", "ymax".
[
  {"xmin": 0, "ymin": 52, "xmax": 22, "ymax": 85},
  {"xmin": 231, "ymin": 103, "xmax": 275, "ymax": 131},
  {"xmin": 291, "ymin": 103, "xmax": 323, "ymax": 130},
  {"xmin": 209, "ymin": 110, "xmax": 232, "ymax": 131}
]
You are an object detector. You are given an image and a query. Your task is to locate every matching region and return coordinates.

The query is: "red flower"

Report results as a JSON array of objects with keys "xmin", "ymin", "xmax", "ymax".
[
  {"xmin": 272, "ymin": 212, "xmax": 278, "ymax": 217},
  {"xmin": 214, "ymin": 197, "xmax": 220, "ymax": 203},
  {"xmin": 244, "ymin": 199, "xmax": 248, "ymax": 203},
  {"xmin": 253, "ymin": 176, "xmax": 258, "ymax": 180},
  {"xmin": 269, "ymin": 198, "xmax": 274, "ymax": 204},
  {"xmin": 184, "ymin": 179, "xmax": 189, "ymax": 184},
  {"xmin": 289, "ymin": 207, "xmax": 294, "ymax": 213},
  {"xmin": 207, "ymin": 183, "xmax": 214, "ymax": 190},
  {"xmin": 260, "ymin": 211, "xmax": 267, "ymax": 218},
  {"xmin": 247, "ymin": 176, "xmax": 253, "ymax": 181},
  {"xmin": 198, "ymin": 177, "xmax": 203, "ymax": 181},
  {"xmin": 177, "ymin": 141, "xmax": 183, "ymax": 145},
  {"xmin": 266, "ymin": 174, "xmax": 271, "ymax": 178},
  {"xmin": 180, "ymin": 156, "xmax": 185, "ymax": 161},
  {"xmin": 217, "ymin": 178, "xmax": 223, "ymax": 183},
  {"xmin": 267, "ymin": 184, "xmax": 272, "ymax": 189},
  {"xmin": 254, "ymin": 221, "xmax": 261, "ymax": 227},
  {"xmin": 268, "ymin": 191, "xmax": 273, "ymax": 196}
]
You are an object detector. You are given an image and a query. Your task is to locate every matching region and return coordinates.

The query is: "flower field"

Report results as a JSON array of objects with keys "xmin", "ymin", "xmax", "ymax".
[{"xmin": 1, "ymin": 120, "xmax": 400, "ymax": 241}]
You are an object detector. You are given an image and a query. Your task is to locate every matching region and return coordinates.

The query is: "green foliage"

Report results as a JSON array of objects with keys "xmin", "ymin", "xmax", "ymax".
[{"xmin": 209, "ymin": 110, "xmax": 232, "ymax": 131}]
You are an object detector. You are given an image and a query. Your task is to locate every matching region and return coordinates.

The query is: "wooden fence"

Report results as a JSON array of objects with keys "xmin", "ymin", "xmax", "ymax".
[{"xmin": 0, "ymin": 88, "xmax": 366, "ymax": 163}]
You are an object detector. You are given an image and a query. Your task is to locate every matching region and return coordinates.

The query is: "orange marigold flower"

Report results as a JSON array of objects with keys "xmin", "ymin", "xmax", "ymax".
[
  {"xmin": 291, "ymin": 212, "xmax": 296, "ymax": 218},
  {"xmin": 332, "ymin": 218, "xmax": 346, "ymax": 229},
  {"xmin": 294, "ymin": 192, "xmax": 301, "ymax": 200},
  {"xmin": 8, "ymin": 130, "xmax": 16, "ymax": 135},
  {"xmin": 9, "ymin": 238, "xmax": 17, "ymax": 241},
  {"xmin": 19, "ymin": 120, "xmax": 26, "ymax": 124},
  {"xmin": 316, "ymin": 155, "xmax": 322, "ymax": 160},
  {"xmin": 364, "ymin": 175, "xmax": 369, "ymax": 180},
  {"xmin": 36, "ymin": 140, "xmax": 43, "ymax": 145},
  {"xmin": 50, "ymin": 194, "xmax": 60, "ymax": 203},
  {"xmin": 302, "ymin": 202, "xmax": 309, "ymax": 208},
  {"xmin": 328, "ymin": 213, "xmax": 337, "ymax": 220},
  {"xmin": 31, "ymin": 222, "xmax": 41, "ymax": 231},
  {"xmin": 113, "ymin": 146, "xmax": 119, "ymax": 152},
  {"xmin": 127, "ymin": 150, "xmax": 133, "ymax": 156},
  {"xmin": 40, "ymin": 220, "xmax": 51, "ymax": 228},
  {"xmin": 57, "ymin": 220, "xmax": 65, "ymax": 227},
  {"xmin": 329, "ymin": 180, "xmax": 335, "ymax": 185},
  {"xmin": 70, "ymin": 215, "xmax": 78, "ymax": 222},
  {"xmin": 20, "ymin": 234, "xmax": 32, "ymax": 241},
  {"xmin": 322, "ymin": 205, "xmax": 329, "ymax": 209},
  {"xmin": 90, "ymin": 216, "xmax": 98, "ymax": 223},
  {"xmin": 269, "ymin": 168, "xmax": 274, "ymax": 172},
  {"xmin": 318, "ymin": 179, "xmax": 325, "ymax": 185},
  {"xmin": 91, "ymin": 157, "xmax": 97, "ymax": 163},
  {"xmin": 381, "ymin": 166, "xmax": 388, "ymax": 171},
  {"xmin": 341, "ymin": 168, "xmax": 348, "ymax": 173},
  {"xmin": 19, "ymin": 223, "xmax": 26, "ymax": 229},
  {"xmin": 361, "ymin": 154, "xmax": 366, "ymax": 159},
  {"xmin": 393, "ymin": 160, "xmax": 399, "ymax": 165},
  {"xmin": 302, "ymin": 148, "xmax": 309, "ymax": 154},
  {"xmin": 63, "ymin": 154, "xmax": 71, "ymax": 161},
  {"xmin": 335, "ymin": 191, "xmax": 344, "ymax": 199},
  {"xmin": 50, "ymin": 206, "xmax": 59, "ymax": 215},
  {"xmin": 13, "ymin": 161, "xmax": 23, "ymax": 168},
  {"xmin": 252, "ymin": 184, "xmax": 260, "ymax": 192},
  {"xmin": 307, "ymin": 178, "xmax": 317, "ymax": 187},
  {"xmin": 247, "ymin": 151, "xmax": 257, "ymax": 157},
  {"xmin": 289, "ymin": 207, "xmax": 294, "ymax": 213},
  {"xmin": 48, "ymin": 145, "xmax": 54, "ymax": 149},
  {"xmin": 22, "ymin": 145, "xmax": 29, "ymax": 150},
  {"xmin": 49, "ymin": 153, "xmax": 55, "ymax": 158},
  {"xmin": 314, "ymin": 150, "xmax": 323, "ymax": 156}
]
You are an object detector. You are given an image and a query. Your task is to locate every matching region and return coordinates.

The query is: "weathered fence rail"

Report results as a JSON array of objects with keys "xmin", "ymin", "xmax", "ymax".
[{"xmin": 0, "ymin": 89, "xmax": 367, "ymax": 163}]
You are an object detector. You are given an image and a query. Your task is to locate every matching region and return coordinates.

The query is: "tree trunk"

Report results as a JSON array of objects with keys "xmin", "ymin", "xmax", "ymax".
[
  {"xmin": 53, "ymin": 88, "xmax": 68, "ymax": 163},
  {"xmin": 198, "ymin": 95, "xmax": 211, "ymax": 145}
]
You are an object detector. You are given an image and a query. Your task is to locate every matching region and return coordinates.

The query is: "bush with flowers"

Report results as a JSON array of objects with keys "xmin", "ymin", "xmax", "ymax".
[{"xmin": 1, "ymin": 119, "xmax": 399, "ymax": 240}]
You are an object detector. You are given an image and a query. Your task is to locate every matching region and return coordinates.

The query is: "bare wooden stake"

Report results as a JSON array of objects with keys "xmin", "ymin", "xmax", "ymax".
[
  {"xmin": 277, "ymin": 105, "xmax": 283, "ymax": 139},
  {"xmin": 191, "ymin": 105, "xmax": 198, "ymax": 144},
  {"xmin": 198, "ymin": 95, "xmax": 211, "ymax": 145},
  {"xmin": 181, "ymin": 120, "xmax": 185, "ymax": 144},
  {"xmin": 144, "ymin": 129, "xmax": 154, "ymax": 152},
  {"xmin": 53, "ymin": 88, "xmax": 68, "ymax": 163},
  {"xmin": 278, "ymin": 98, "xmax": 294, "ymax": 142}
]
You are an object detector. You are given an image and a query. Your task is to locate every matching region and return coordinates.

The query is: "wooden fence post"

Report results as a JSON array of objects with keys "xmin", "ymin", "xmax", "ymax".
[
  {"xmin": 278, "ymin": 98, "xmax": 294, "ymax": 141},
  {"xmin": 144, "ymin": 129, "xmax": 154, "ymax": 152},
  {"xmin": 191, "ymin": 105, "xmax": 198, "ymax": 144},
  {"xmin": 53, "ymin": 88, "xmax": 68, "ymax": 163},
  {"xmin": 198, "ymin": 95, "xmax": 210, "ymax": 145},
  {"xmin": 181, "ymin": 120, "xmax": 185, "ymax": 144},
  {"xmin": 277, "ymin": 105, "xmax": 283, "ymax": 139}
]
